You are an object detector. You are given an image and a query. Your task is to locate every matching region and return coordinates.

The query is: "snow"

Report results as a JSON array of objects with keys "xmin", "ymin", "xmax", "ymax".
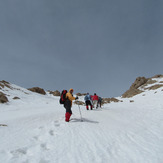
[{"xmin": 0, "ymin": 81, "xmax": 163, "ymax": 163}]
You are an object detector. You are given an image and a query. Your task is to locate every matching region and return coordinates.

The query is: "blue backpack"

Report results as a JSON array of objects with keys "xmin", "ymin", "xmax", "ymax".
[{"xmin": 84, "ymin": 95, "xmax": 90, "ymax": 101}]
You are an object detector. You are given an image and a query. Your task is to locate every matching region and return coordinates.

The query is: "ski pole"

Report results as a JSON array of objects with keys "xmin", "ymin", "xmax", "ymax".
[{"xmin": 77, "ymin": 104, "xmax": 83, "ymax": 122}]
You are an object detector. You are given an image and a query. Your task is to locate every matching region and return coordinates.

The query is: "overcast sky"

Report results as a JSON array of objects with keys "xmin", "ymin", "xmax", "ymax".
[{"xmin": 0, "ymin": 0, "xmax": 163, "ymax": 97}]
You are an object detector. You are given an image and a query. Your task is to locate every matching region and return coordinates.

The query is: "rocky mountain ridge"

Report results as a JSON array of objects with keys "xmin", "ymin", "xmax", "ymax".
[
  {"xmin": 0, "ymin": 74, "xmax": 163, "ymax": 104},
  {"xmin": 122, "ymin": 74, "xmax": 163, "ymax": 98}
]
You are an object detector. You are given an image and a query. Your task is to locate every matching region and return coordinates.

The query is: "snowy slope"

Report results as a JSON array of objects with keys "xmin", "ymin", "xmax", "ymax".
[{"xmin": 0, "ymin": 79, "xmax": 163, "ymax": 163}]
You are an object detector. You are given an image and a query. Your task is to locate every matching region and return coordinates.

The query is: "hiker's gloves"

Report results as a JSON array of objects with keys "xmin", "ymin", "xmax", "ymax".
[{"xmin": 75, "ymin": 97, "xmax": 79, "ymax": 100}]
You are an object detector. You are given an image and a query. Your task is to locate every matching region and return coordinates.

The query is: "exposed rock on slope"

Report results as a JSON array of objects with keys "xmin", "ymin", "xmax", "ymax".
[
  {"xmin": 0, "ymin": 80, "xmax": 12, "ymax": 89},
  {"xmin": 152, "ymin": 74, "xmax": 163, "ymax": 78},
  {"xmin": 102, "ymin": 97, "xmax": 121, "ymax": 104},
  {"xmin": 74, "ymin": 100, "xmax": 85, "ymax": 105},
  {"xmin": 147, "ymin": 84, "xmax": 163, "ymax": 90},
  {"xmin": 122, "ymin": 77, "xmax": 147, "ymax": 98},
  {"xmin": 13, "ymin": 97, "xmax": 20, "ymax": 100},
  {"xmin": 48, "ymin": 90, "xmax": 60, "ymax": 96},
  {"xmin": 76, "ymin": 93, "xmax": 87, "ymax": 96},
  {"xmin": 28, "ymin": 87, "xmax": 46, "ymax": 95},
  {"xmin": 0, "ymin": 92, "xmax": 8, "ymax": 103}
]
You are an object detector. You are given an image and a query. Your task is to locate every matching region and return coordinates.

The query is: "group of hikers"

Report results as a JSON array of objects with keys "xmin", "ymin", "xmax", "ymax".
[
  {"xmin": 84, "ymin": 92, "xmax": 102, "ymax": 110},
  {"xmin": 60, "ymin": 88, "xmax": 102, "ymax": 122}
]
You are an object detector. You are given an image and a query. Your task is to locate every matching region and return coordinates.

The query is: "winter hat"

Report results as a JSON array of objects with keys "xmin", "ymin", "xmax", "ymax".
[{"xmin": 69, "ymin": 88, "xmax": 74, "ymax": 92}]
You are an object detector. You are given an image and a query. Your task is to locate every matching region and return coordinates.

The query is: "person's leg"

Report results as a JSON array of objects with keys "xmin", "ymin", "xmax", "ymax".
[
  {"xmin": 95, "ymin": 100, "xmax": 98, "ymax": 108},
  {"xmin": 86, "ymin": 101, "xmax": 89, "ymax": 110},
  {"xmin": 65, "ymin": 112, "xmax": 69, "ymax": 122},
  {"xmin": 88, "ymin": 101, "xmax": 92, "ymax": 110},
  {"xmin": 65, "ymin": 100, "xmax": 72, "ymax": 122},
  {"xmin": 90, "ymin": 100, "xmax": 93, "ymax": 110},
  {"xmin": 69, "ymin": 109, "xmax": 72, "ymax": 120},
  {"xmin": 93, "ymin": 100, "xmax": 95, "ymax": 108}
]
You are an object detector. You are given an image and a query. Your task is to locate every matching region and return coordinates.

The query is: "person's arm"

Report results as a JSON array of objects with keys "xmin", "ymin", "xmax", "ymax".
[{"xmin": 67, "ymin": 93, "xmax": 76, "ymax": 101}]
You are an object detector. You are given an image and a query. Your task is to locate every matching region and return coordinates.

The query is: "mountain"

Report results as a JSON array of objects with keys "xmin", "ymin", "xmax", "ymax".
[
  {"xmin": 0, "ymin": 76, "xmax": 163, "ymax": 163},
  {"xmin": 122, "ymin": 74, "xmax": 163, "ymax": 98}
]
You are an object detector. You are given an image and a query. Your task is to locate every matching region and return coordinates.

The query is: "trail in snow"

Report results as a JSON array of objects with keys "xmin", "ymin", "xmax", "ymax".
[{"xmin": 1, "ymin": 102, "xmax": 162, "ymax": 163}]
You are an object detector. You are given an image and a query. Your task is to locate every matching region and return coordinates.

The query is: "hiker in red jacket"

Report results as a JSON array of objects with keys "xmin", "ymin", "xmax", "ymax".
[{"xmin": 92, "ymin": 93, "xmax": 99, "ymax": 109}]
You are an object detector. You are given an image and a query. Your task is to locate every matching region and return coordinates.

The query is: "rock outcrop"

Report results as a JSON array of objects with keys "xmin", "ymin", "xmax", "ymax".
[
  {"xmin": 28, "ymin": 87, "xmax": 46, "ymax": 95},
  {"xmin": 0, "ymin": 92, "xmax": 8, "ymax": 103},
  {"xmin": 152, "ymin": 74, "xmax": 163, "ymax": 78},
  {"xmin": 148, "ymin": 84, "xmax": 163, "ymax": 90},
  {"xmin": 122, "ymin": 75, "xmax": 163, "ymax": 98},
  {"xmin": 0, "ymin": 80, "xmax": 11, "ymax": 89},
  {"xmin": 122, "ymin": 77, "xmax": 148, "ymax": 98},
  {"xmin": 102, "ymin": 97, "xmax": 121, "ymax": 104},
  {"xmin": 48, "ymin": 90, "xmax": 60, "ymax": 96},
  {"xmin": 76, "ymin": 93, "xmax": 87, "ymax": 96},
  {"xmin": 74, "ymin": 100, "xmax": 85, "ymax": 105},
  {"xmin": 13, "ymin": 97, "xmax": 20, "ymax": 100}
]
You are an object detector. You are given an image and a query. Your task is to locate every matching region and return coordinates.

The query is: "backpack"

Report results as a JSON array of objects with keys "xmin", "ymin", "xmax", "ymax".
[
  {"xmin": 98, "ymin": 97, "xmax": 102, "ymax": 102},
  {"xmin": 84, "ymin": 94, "xmax": 90, "ymax": 101},
  {"xmin": 59, "ymin": 90, "xmax": 67, "ymax": 104}
]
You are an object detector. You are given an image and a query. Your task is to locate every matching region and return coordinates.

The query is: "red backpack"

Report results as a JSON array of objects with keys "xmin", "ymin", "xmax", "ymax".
[{"xmin": 59, "ymin": 90, "xmax": 67, "ymax": 104}]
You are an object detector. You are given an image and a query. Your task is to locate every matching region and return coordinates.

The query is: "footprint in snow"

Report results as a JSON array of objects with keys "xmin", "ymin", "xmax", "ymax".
[
  {"xmin": 54, "ymin": 121, "xmax": 60, "ymax": 127},
  {"xmin": 40, "ymin": 143, "xmax": 50, "ymax": 151},
  {"xmin": 39, "ymin": 126, "xmax": 44, "ymax": 129},
  {"xmin": 54, "ymin": 123, "xmax": 60, "ymax": 127},
  {"xmin": 10, "ymin": 148, "xmax": 27, "ymax": 157},
  {"xmin": 39, "ymin": 159, "xmax": 50, "ymax": 163},
  {"xmin": 49, "ymin": 130, "xmax": 54, "ymax": 136},
  {"xmin": 33, "ymin": 136, "xmax": 40, "ymax": 141}
]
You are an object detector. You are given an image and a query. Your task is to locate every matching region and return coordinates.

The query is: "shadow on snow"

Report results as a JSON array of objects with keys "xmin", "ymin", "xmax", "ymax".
[{"xmin": 70, "ymin": 118, "xmax": 99, "ymax": 124}]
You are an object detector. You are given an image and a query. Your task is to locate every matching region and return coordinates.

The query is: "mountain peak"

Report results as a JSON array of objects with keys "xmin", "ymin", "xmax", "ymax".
[{"xmin": 122, "ymin": 75, "xmax": 163, "ymax": 98}]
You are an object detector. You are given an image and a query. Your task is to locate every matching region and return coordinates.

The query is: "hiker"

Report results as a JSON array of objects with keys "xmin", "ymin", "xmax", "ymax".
[
  {"xmin": 84, "ymin": 93, "xmax": 93, "ymax": 110},
  {"xmin": 64, "ymin": 88, "xmax": 78, "ymax": 122},
  {"xmin": 92, "ymin": 93, "xmax": 99, "ymax": 109},
  {"xmin": 98, "ymin": 97, "xmax": 102, "ymax": 108}
]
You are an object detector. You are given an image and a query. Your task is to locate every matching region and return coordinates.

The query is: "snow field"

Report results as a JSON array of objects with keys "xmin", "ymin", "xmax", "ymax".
[{"xmin": 0, "ymin": 82, "xmax": 163, "ymax": 163}]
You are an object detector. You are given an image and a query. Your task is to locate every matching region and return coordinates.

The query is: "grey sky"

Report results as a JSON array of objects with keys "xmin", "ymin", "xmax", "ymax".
[{"xmin": 0, "ymin": 0, "xmax": 163, "ymax": 97}]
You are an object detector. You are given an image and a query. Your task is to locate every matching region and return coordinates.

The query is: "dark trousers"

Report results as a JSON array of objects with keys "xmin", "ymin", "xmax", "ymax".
[
  {"xmin": 64, "ymin": 99, "xmax": 72, "ymax": 122},
  {"xmin": 98, "ymin": 101, "xmax": 101, "ymax": 108},
  {"xmin": 85, "ymin": 100, "xmax": 93, "ymax": 110}
]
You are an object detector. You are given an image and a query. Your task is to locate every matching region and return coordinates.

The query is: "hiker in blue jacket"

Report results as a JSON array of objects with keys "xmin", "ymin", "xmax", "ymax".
[{"xmin": 84, "ymin": 93, "xmax": 93, "ymax": 110}]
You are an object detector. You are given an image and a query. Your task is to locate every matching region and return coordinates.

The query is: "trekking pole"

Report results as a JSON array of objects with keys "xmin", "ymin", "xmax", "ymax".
[{"xmin": 77, "ymin": 104, "xmax": 83, "ymax": 122}]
